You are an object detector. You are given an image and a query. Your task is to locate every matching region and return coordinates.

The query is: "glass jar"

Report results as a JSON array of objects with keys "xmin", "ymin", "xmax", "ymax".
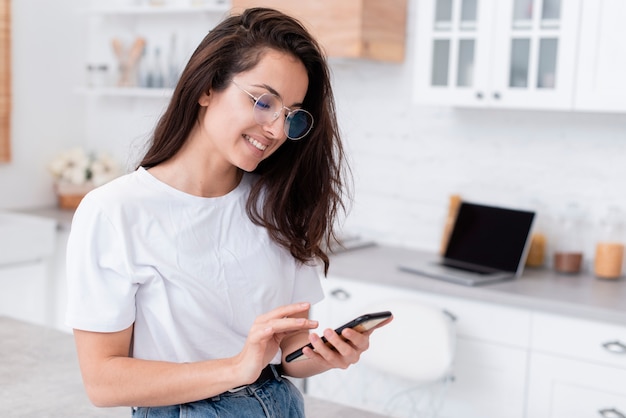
[
  {"xmin": 594, "ymin": 206, "xmax": 624, "ymax": 279},
  {"xmin": 553, "ymin": 204, "xmax": 585, "ymax": 274}
]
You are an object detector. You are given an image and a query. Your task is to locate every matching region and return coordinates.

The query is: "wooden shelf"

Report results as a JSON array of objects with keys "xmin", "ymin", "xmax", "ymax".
[{"xmin": 76, "ymin": 86, "xmax": 173, "ymax": 99}]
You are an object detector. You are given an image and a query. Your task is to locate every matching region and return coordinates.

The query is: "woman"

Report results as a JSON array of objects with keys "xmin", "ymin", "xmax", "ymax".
[{"xmin": 66, "ymin": 7, "xmax": 389, "ymax": 417}]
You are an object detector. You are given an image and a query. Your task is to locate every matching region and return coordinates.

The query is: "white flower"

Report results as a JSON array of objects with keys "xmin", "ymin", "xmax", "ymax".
[
  {"xmin": 49, "ymin": 147, "xmax": 121, "ymax": 186},
  {"xmin": 90, "ymin": 152, "xmax": 121, "ymax": 186}
]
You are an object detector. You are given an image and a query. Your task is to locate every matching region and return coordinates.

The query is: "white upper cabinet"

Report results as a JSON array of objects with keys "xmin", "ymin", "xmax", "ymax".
[
  {"xmin": 414, "ymin": 0, "xmax": 582, "ymax": 110},
  {"xmin": 574, "ymin": 0, "xmax": 626, "ymax": 112}
]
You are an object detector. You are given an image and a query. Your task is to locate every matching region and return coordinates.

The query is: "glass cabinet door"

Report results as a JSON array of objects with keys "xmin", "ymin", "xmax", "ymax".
[
  {"xmin": 429, "ymin": 0, "xmax": 478, "ymax": 89},
  {"xmin": 414, "ymin": 0, "xmax": 493, "ymax": 106},
  {"xmin": 491, "ymin": 0, "xmax": 580, "ymax": 108},
  {"xmin": 507, "ymin": 0, "xmax": 560, "ymax": 89}
]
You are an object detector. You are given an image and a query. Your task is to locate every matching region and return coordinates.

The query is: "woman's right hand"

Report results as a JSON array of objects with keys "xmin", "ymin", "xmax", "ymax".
[{"xmin": 235, "ymin": 302, "xmax": 318, "ymax": 383}]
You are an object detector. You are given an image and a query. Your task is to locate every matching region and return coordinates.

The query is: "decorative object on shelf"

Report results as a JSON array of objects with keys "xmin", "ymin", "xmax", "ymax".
[
  {"xmin": 48, "ymin": 148, "xmax": 122, "ymax": 210},
  {"xmin": 111, "ymin": 36, "xmax": 146, "ymax": 87}
]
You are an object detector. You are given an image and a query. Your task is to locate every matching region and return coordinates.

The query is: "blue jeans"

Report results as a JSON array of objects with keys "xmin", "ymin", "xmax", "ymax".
[{"xmin": 131, "ymin": 378, "xmax": 304, "ymax": 418}]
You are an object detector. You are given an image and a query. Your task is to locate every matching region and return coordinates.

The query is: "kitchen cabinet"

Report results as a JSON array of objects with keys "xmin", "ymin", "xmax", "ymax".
[
  {"xmin": 0, "ymin": 212, "xmax": 57, "ymax": 328},
  {"xmin": 230, "ymin": 0, "xmax": 408, "ymax": 62},
  {"xmin": 413, "ymin": 0, "xmax": 581, "ymax": 110},
  {"xmin": 574, "ymin": 0, "xmax": 626, "ymax": 113},
  {"xmin": 527, "ymin": 313, "xmax": 626, "ymax": 417},
  {"xmin": 307, "ymin": 276, "xmax": 530, "ymax": 418}
]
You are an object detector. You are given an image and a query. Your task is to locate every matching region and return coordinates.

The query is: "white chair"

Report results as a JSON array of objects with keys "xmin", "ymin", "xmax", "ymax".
[{"xmin": 359, "ymin": 299, "xmax": 456, "ymax": 418}]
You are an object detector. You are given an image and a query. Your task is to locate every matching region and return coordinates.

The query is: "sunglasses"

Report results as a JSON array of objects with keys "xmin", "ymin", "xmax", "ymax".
[{"xmin": 232, "ymin": 81, "xmax": 314, "ymax": 140}]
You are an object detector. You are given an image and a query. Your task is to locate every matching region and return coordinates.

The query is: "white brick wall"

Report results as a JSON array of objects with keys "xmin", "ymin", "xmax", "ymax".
[{"xmin": 330, "ymin": 58, "xmax": 626, "ymax": 267}]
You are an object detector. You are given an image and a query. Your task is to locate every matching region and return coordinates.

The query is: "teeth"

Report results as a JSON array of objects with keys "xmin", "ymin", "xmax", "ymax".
[{"xmin": 245, "ymin": 135, "xmax": 267, "ymax": 151}]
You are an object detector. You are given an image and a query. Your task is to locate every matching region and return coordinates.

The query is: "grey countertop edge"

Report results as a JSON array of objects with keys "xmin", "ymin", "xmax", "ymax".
[
  {"xmin": 13, "ymin": 206, "xmax": 75, "ymax": 230},
  {"xmin": 326, "ymin": 244, "xmax": 626, "ymax": 327}
]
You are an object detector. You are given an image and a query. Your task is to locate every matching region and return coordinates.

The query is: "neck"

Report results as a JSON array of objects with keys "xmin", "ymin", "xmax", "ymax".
[{"xmin": 147, "ymin": 156, "xmax": 243, "ymax": 198}]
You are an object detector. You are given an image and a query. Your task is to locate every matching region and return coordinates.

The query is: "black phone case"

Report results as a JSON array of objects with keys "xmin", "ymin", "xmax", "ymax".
[{"xmin": 285, "ymin": 311, "xmax": 392, "ymax": 363}]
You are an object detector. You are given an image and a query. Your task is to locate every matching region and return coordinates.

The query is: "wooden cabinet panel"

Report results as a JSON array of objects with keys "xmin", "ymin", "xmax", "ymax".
[
  {"xmin": 230, "ymin": 0, "xmax": 408, "ymax": 62},
  {"xmin": 0, "ymin": 0, "xmax": 10, "ymax": 162}
]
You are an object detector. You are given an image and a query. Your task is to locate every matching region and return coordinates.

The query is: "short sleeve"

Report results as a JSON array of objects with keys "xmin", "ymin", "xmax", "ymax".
[
  {"xmin": 291, "ymin": 261, "xmax": 324, "ymax": 306},
  {"xmin": 65, "ymin": 193, "xmax": 137, "ymax": 332}
]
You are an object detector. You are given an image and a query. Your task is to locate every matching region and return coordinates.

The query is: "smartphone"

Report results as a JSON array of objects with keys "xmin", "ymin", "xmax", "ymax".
[{"xmin": 285, "ymin": 310, "xmax": 392, "ymax": 363}]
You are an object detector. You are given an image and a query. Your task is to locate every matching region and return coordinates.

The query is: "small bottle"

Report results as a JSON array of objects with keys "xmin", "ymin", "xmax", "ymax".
[
  {"xmin": 594, "ymin": 206, "xmax": 624, "ymax": 279},
  {"xmin": 553, "ymin": 204, "xmax": 585, "ymax": 274},
  {"xmin": 136, "ymin": 48, "xmax": 149, "ymax": 88},
  {"xmin": 86, "ymin": 64, "xmax": 109, "ymax": 88},
  {"xmin": 166, "ymin": 33, "xmax": 180, "ymax": 88},
  {"xmin": 151, "ymin": 47, "xmax": 165, "ymax": 88}
]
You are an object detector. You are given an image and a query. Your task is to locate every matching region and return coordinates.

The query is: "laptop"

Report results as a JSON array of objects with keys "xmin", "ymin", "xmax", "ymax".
[{"xmin": 399, "ymin": 201, "xmax": 535, "ymax": 286}]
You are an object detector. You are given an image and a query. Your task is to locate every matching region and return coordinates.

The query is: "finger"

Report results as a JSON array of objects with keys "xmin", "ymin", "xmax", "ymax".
[
  {"xmin": 323, "ymin": 328, "xmax": 358, "ymax": 357},
  {"xmin": 308, "ymin": 331, "xmax": 353, "ymax": 368},
  {"xmin": 267, "ymin": 317, "xmax": 318, "ymax": 335},
  {"xmin": 256, "ymin": 302, "xmax": 311, "ymax": 323},
  {"xmin": 340, "ymin": 327, "xmax": 369, "ymax": 349}
]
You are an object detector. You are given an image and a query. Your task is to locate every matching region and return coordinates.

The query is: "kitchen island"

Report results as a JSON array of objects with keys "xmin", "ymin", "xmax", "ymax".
[{"xmin": 0, "ymin": 316, "xmax": 384, "ymax": 418}]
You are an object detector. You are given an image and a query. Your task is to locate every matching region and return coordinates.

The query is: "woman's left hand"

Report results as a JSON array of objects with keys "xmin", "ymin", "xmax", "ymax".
[{"xmin": 300, "ymin": 317, "xmax": 393, "ymax": 370}]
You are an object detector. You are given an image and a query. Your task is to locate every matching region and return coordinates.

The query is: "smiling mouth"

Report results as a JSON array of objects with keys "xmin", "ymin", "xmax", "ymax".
[{"xmin": 244, "ymin": 135, "xmax": 268, "ymax": 151}]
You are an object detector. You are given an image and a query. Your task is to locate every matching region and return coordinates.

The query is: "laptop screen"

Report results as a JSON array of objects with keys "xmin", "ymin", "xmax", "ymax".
[{"xmin": 444, "ymin": 202, "xmax": 535, "ymax": 273}]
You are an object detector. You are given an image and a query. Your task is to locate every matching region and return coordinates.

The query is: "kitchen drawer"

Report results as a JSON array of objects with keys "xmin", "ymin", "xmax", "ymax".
[
  {"xmin": 323, "ymin": 276, "xmax": 532, "ymax": 348},
  {"xmin": 531, "ymin": 312, "xmax": 626, "ymax": 369},
  {"xmin": 527, "ymin": 352, "xmax": 626, "ymax": 418}
]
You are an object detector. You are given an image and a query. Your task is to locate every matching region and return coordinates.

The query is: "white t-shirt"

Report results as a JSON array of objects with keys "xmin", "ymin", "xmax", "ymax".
[{"xmin": 65, "ymin": 167, "xmax": 324, "ymax": 364}]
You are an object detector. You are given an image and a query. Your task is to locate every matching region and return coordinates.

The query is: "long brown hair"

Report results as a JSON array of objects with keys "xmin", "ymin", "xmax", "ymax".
[{"xmin": 140, "ymin": 8, "xmax": 349, "ymax": 274}]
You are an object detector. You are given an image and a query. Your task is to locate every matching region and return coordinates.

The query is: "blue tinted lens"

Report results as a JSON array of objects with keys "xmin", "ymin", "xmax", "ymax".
[
  {"xmin": 254, "ymin": 95, "xmax": 273, "ymax": 111},
  {"xmin": 286, "ymin": 111, "xmax": 312, "ymax": 139}
]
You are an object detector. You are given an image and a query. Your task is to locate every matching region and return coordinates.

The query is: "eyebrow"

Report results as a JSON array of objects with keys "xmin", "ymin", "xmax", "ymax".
[{"xmin": 252, "ymin": 83, "xmax": 304, "ymax": 108}]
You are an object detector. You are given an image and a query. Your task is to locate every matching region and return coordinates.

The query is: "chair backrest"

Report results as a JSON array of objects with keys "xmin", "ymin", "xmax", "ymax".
[{"xmin": 360, "ymin": 299, "xmax": 456, "ymax": 384}]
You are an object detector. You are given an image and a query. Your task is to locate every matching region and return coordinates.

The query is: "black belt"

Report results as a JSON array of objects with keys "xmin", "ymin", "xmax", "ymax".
[
  {"xmin": 255, "ymin": 363, "xmax": 284, "ymax": 385},
  {"xmin": 228, "ymin": 363, "xmax": 284, "ymax": 393}
]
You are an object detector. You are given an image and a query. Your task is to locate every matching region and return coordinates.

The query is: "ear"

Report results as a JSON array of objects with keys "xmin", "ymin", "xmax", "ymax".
[{"xmin": 198, "ymin": 91, "xmax": 211, "ymax": 107}]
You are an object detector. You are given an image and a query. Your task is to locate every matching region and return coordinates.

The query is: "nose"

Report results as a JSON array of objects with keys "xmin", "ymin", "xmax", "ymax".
[{"xmin": 262, "ymin": 115, "xmax": 287, "ymax": 139}]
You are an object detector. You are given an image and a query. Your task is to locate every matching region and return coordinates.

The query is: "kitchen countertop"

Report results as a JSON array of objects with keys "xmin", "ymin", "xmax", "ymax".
[
  {"xmin": 14, "ymin": 207, "xmax": 626, "ymax": 323},
  {"xmin": 0, "ymin": 316, "xmax": 384, "ymax": 418},
  {"xmin": 327, "ymin": 244, "xmax": 626, "ymax": 326}
]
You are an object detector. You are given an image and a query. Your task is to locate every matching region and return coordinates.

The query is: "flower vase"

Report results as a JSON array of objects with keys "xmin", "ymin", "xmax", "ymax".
[{"xmin": 55, "ymin": 182, "xmax": 95, "ymax": 210}]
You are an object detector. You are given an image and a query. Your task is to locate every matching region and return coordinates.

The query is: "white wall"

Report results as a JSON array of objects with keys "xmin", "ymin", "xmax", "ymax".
[
  {"xmin": 2, "ymin": 0, "xmax": 626, "ymax": 266},
  {"xmin": 0, "ymin": 0, "xmax": 85, "ymax": 209}
]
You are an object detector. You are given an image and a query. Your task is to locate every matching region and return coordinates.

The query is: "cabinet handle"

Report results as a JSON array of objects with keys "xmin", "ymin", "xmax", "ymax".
[
  {"xmin": 602, "ymin": 340, "xmax": 626, "ymax": 354},
  {"xmin": 475, "ymin": 92, "xmax": 483, "ymax": 99},
  {"xmin": 330, "ymin": 288, "xmax": 351, "ymax": 301},
  {"xmin": 443, "ymin": 309, "xmax": 457, "ymax": 322},
  {"xmin": 599, "ymin": 408, "xmax": 626, "ymax": 418},
  {"xmin": 493, "ymin": 92, "xmax": 501, "ymax": 100}
]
